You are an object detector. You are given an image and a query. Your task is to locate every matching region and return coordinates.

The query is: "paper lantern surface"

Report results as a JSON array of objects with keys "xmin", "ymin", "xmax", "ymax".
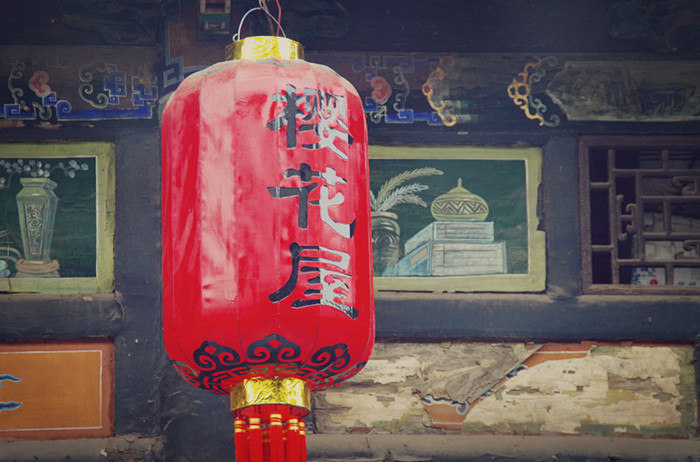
[{"xmin": 161, "ymin": 37, "xmax": 374, "ymax": 405}]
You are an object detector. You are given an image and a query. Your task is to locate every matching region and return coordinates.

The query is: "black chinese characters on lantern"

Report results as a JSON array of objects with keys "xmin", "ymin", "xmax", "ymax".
[{"xmin": 161, "ymin": 36, "xmax": 374, "ymax": 461}]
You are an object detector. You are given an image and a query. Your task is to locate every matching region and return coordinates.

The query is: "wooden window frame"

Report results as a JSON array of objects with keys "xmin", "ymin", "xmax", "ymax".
[{"xmin": 580, "ymin": 135, "xmax": 700, "ymax": 295}]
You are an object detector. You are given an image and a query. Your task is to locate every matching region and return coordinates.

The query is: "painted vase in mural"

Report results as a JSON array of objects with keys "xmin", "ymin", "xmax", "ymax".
[
  {"xmin": 371, "ymin": 211, "xmax": 401, "ymax": 275},
  {"xmin": 15, "ymin": 177, "xmax": 60, "ymax": 277}
]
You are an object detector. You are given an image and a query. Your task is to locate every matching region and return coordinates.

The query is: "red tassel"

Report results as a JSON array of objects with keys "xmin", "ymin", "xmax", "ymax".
[
  {"xmin": 233, "ymin": 403, "xmax": 309, "ymax": 462},
  {"xmin": 285, "ymin": 418, "xmax": 300, "ymax": 462},
  {"xmin": 262, "ymin": 423, "xmax": 270, "ymax": 461},
  {"xmin": 298, "ymin": 420, "xmax": 307, "ymax": 462},
  {"xmin": 269, "ymin": 413, "xmax": 284, "ymax": 462},
  {"xmin": 234, "ymin": 418, "xmax": 249, "ymax": 462},
  {"xmin": 248, "ymin": 415, "xmax": 263, "ymax": 462}
]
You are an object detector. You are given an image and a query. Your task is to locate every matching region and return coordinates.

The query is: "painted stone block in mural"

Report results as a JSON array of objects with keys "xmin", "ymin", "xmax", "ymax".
[
  {"xmin": 0, "ymin": 142, "xmax": 114, "ymax": 293},
  {"xmin": 0, "ymin": 341, "xmax": 114, "ymax": 440},
  {"xmin": 312, "ymin": 342, "xmax": 697, "ymax": 439},
  {"xmin": 370, "ymin": 146, "xmax": 544, "ymax": 292}
]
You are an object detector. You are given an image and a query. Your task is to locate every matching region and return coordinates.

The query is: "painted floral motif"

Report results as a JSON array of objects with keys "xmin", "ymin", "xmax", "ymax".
[
  {"xmin": 369, "ymin": 76, "xmax": 392, "ymax": 105},
  {"xmin": 28, "ymin": 71, "xmax": 51, "ymax": 98},
  {"xmin": 0, "ymin": 159, "xmax": 89, "ymax": 190}
]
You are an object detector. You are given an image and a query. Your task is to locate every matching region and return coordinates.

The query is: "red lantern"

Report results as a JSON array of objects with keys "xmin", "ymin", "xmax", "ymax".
[{"xmin": 161, "ymin": 36, "xmax": 374, "ymax": 461}]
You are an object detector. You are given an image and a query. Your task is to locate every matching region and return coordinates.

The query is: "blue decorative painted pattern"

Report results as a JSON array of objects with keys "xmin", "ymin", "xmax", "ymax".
[
  {"xmin": 0, "ymin": 374, "xmax": 22, "ymax": 412},
  {"xmin": 1, "ymin": 46, "xmax": 158, "ymax": 122}
]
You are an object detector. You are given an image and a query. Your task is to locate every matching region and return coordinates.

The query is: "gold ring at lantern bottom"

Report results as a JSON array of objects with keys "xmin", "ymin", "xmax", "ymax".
[{"xmin": 230, "ymin": 377, "xmax": 311, "ymax": 418}]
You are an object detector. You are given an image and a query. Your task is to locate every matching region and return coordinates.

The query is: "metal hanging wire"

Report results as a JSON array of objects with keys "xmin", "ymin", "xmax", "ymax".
[{"xmin": 233, "ymin": 0, "xmax": 286, "ymax": 42}]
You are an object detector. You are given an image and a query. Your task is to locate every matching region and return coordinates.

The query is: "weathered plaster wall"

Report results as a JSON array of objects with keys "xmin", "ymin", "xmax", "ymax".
[{"xmin": 314, "ymin": 342, "xmax": 697, "ymax": 439}]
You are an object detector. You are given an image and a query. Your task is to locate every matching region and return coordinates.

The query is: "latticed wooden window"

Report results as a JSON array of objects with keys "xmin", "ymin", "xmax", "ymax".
[{"xmin": 580, "ymin": 136, "xmax": 700, "ymax": 294}]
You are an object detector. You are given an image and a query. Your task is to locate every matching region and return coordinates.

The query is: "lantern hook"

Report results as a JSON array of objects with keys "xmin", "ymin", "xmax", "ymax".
[{"xmin": 233, "ymin": 5, "xmax": 287, "ymax": 42}]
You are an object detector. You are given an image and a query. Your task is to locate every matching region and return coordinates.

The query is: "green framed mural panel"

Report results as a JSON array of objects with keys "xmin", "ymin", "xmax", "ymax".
[
  {"xmin": 370, "ymin": 145, "xmax": 544, "ymax": 293},
  {"xmin": 0, "ymin": 142, "xmax": 114, "ymax": 293}
]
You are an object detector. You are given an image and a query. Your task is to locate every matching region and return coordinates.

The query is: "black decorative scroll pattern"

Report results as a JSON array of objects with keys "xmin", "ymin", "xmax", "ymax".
[
  {"xmin": 247, "ymin": 334, "xmax": 302, "ymax": 363},
  {"xmin": 171, "ymin": 334, "xmax": 361, "ymax": 395}
]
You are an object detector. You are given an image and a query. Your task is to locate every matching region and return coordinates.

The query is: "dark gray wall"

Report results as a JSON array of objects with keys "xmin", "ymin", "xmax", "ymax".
[{"xmin": 2, "ymin": 1, "xmax": 700, "ymax": 460}]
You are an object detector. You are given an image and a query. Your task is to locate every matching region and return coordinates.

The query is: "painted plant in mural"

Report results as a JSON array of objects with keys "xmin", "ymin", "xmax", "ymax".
[
  {"xmin": 0, "ymin": 158, "xmax": 91, "ymax": 278},
  {"xmin": 370, "ymin": 167, "xmax": 443, "ymax": 275}
]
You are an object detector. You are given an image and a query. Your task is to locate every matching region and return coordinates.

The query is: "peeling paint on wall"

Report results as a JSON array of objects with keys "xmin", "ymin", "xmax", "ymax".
[{"xmin": 312, "ymin": 342, "xmax": 697, "ymax": 439}]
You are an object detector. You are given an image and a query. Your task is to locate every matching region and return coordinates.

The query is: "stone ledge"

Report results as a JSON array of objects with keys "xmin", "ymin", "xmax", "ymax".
[
  {"xmin": 0, "ymin": 435, "xmax": 161, "ymax": 461},
  {"xmin": 307, "ymin": 434, "xmax": 700, "ymax": 462}
]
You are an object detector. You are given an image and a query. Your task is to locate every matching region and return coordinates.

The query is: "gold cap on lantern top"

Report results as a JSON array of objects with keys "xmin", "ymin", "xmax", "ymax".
[
  {"xmin": 230, "ymin": 377, "xmax": 311, "ymax": 417},
  {"xmin": 226, "ymin": 36, "xmax": 304, "ymax": 61}
]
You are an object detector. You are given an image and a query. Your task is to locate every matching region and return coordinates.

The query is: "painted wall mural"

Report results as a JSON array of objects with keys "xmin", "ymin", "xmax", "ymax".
[
  {"xmin": 0, "ymin": 143, "xmax": 114, "ymax": 293},
  {"xmin": 314, "ymin": 54, "xmax": 700, "ymax": 127},
  {"xmin": 0, "ymin": 46, "xmax": 157, "ymax": 124},
  {"xmin": 369, "ymin": 146, "xmax": 544, "ymax": 293},
  {"xmin": 545, "ymin": 60, "xmax": 700, "ymax": 122},
  {"xmin": 349, "ymin": 55, "xmax": 443, "ymax": 126},
  {"xmin": 160, "ymin": 1, "xmax": 700, "ymax": 129}
]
